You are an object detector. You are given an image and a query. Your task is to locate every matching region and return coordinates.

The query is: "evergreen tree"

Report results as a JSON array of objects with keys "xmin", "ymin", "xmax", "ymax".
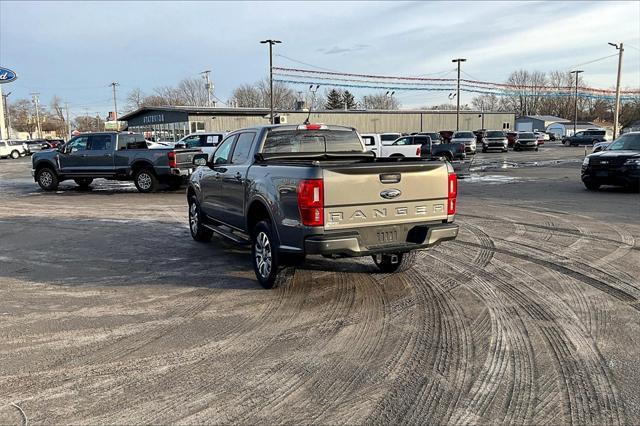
[
  {"xmin": 325, "ymin": 89, "xmax": 344, "ymax": 110},
  {"xmin": 342, "ymin": 90, "xmax": 356, "ymax": 110}
]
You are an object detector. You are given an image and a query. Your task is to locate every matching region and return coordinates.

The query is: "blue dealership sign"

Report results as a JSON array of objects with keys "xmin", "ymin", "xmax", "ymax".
[{"xmin": 0, "ymin": 67, "xmax": 17, "ymax": 84}]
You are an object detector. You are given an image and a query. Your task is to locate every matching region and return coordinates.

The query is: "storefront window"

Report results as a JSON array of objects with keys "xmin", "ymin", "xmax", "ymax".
[{"xmin": 190, "ymin": 121, "xmax": 205, "ymax": 133}]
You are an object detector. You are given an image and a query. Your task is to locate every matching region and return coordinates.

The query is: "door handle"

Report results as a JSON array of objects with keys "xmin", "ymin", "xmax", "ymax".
[
  {"xmin": 215, "ymin": 173, "xmax": 221, "ymax": 179},
  {"xmin": 235, "ymin": 172, "xmax": 242, "ymax": 181},
  {"xmin": 80, "ymin": 154, "xmax": 88, "ymax": 157},
  {"xmin": 105, "ymin": 154, "xmax": 113, "ymax": 158}
]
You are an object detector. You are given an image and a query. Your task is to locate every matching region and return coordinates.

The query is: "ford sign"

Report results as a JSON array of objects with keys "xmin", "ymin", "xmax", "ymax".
[
  {"xmin": 0, "ymin": 67, "xmax": 17, "ymax": 84},
  {"xmin": 380, "ymin": 189, "xmax": 402, "ymax": 199}
]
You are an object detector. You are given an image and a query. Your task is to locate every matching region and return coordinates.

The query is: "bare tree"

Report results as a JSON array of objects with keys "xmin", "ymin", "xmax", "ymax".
[
  {"xmin": 49, "ymin": 96, "xmax": 67, "ymax": 135},
  {"xmin": 229, "ymin": 78, "xmax": 297, "ymax": 109},
  {"xmin": 471, "ymin": 94, "xmax": 501, "ymax": 111},
  {"xmin": 177, "ymin": 77, "xmax": 209, "ymax": 106},
  {"xmin": 361, "ymin": 92, "xmax": 400, "ymax": 110},
  {"xmin": 125, "ymin": 88, "xmax": 145, "ymax": 112},
  {"xmin": 8, "ymin": 99, "xmax": 37, "ymax": 138}
]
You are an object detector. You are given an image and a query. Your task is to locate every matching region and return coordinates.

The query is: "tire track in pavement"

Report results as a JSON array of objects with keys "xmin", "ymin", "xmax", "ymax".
[
  {"xmin": 56, "ymin": 268, "xmax": 301, "ymax": 424},
  {"xmin": 127, "ymin": 267, "xmax": 313, "ymax": 424},
  {"xmin": 210, "ymin": 269, "xmax": 363, "ymax": 424},
  {"xmin": 440, "ymin": 218, "xmax": 626, "ymax": 424},
  {"xmin": 490, "ymin": 256, "xmax": 626, "ymax": 425}
]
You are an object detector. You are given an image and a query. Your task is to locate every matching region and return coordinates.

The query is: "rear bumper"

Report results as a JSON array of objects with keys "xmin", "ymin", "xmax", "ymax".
[{"xmin": 304, "ymin": 222, "xmax": 459, "ymax": 256}]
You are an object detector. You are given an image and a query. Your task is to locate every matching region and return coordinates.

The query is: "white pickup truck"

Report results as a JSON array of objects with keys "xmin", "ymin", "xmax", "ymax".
[
  {"xmin": 0, "ymin": 140, "xmax": 29, "ymax": 159},
  {"xmin": 361, "ymin": 133, "xmax": 422, "ymax": 158}
]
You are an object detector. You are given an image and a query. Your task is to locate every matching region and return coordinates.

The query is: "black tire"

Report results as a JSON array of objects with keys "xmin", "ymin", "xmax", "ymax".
[
  {"xmin": 36, "ymin": 167, "xmax": 59, "ymax": 191},
  {"xmin": 134, "ymin": 168, "xmax": 158, "ymax": 193},
  {"xmin": 10, "ymin": 150, "xmax": 20, "ymax": 159},
  {"xmin": 188, "ymin": 196, "xmax": 213, "ymax": 242},
  {"xmin": 584, "ymin": 181, "xmax": 600, "ymax": 191},
  {"xmin": 251, "ymin": 220, "xmax": 282, "ymax": 289},
  {"xmin": 372, "ymin": 251, "xmax": 417, "ymax": 273},
  {"xmin": 74, "ymin": 178, "xmax": 93, "ymax": 189}
]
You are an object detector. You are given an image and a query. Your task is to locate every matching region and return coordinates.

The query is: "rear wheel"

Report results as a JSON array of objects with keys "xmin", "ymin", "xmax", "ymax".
[
  {"xmin": 74, "ymin": 178, "xmax": 93, "ymax": 189},
  {"xmin": 10, "ymin": 150, "xmax": 20, "ymax": 159},
  {"xmin": 134, "ymin": 168, "xmax": 158, "ymax": 193},
  {"xmin": 251, "ymin": 220, "xmax": 282, "ymax": 289},
  {"xmin": 372, "ymin": 251, "xmax": 417, "ymax": 273},
  {"xmin": 36, "ymin": 167, "xmax": 59, "ymax": 191}
]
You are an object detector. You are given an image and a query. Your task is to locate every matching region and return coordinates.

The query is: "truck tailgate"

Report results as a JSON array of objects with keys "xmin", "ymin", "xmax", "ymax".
[
  {"xmin": 323, "ymin": 162, "xmax": 450, "ymax": 230},
  {"xmin": 174, "ymin": 149, "xmax": 201, "ymax": 168}
]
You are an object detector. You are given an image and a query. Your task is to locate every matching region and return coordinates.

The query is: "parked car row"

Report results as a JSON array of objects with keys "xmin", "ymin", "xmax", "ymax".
[{"xmin": 360, "ymin": 133, "xmax": 466, "ymax": 161}]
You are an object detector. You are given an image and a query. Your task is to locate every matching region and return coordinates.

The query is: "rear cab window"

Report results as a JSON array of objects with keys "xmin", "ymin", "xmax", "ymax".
[
  {"xmin": 263, "ymin": 128, "xmax": 364, "ymax": 154},
  {"xmin": 118, "ymin": 134, "xmax": 147, "ymax": 150}
]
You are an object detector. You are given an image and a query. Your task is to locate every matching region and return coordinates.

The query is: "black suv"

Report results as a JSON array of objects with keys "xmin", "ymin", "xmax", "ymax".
[
  {"xmin": 563, "ymin": 129, "xmax": 607, "ymax": 146},
  {"xmin": 581, "ymin": 132, "xmax": 640, "ymax": 191}
]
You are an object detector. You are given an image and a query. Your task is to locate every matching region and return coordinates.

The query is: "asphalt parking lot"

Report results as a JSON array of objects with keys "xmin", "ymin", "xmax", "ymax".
[{"xmin": 1, "ymin": 143, "xmax": 639, "ymax": 424}]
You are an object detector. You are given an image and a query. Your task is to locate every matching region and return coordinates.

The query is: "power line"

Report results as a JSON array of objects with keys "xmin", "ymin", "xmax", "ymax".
[
  {"xmin": 566, "ymin": 53, "xmax": 619, "ymax": 70},
  {"xmin": 274, "ymin": 54, "xmax": 341, "ymax": 73}
]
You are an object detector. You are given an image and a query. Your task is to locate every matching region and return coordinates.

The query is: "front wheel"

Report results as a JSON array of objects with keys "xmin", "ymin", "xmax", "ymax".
[
  {"xmin": 134, "ymin": 169, "xmax": 158, "ymax": 193},
  {"xmin": 10, "ymin": 150, "xmax": 20, "ymax": 159},
  {"xmin": 251, "ymin": 220, "xmax": 282, "ymax": 289},
  {"xmin": 36, "ymin": 167, "xmax": 59, "ymax": 191},
  {"xmin": 188, "ymin": 196, "xmax": 213, "ymax": 242},
  {"xmin": 372, "ymin": 251, "xmax": 417, "ymax": 273}
]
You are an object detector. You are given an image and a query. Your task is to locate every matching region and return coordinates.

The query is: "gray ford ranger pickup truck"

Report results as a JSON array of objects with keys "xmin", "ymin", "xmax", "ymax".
[
  {"xmin": 31, "ymin": 132, "xmax": 200, "ymax": 192},
  {"xmin": 187, "ymin": 124, "xmax": 459, "ymax": 288}
]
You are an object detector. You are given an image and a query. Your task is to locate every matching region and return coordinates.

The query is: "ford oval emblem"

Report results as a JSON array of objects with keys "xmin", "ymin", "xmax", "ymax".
[
  {"xmin": 380, "ymin": 189, "xmax": 402, "ymax": 199},
  {"xmin": 0, "ymin": 67, "xmax": 17, "ymax": 84}
]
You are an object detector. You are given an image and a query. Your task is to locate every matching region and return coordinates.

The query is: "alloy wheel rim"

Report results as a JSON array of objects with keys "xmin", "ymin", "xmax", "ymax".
[
  {"xmin": 189, "ymin": 202, "xmax": 198, "ymax": 234},
  {"xmin": 40, "ymin": 171, "xmax": 52, "ymax": 186},
  {"xmin": 138, "ymin": 173, "xmax": 152, "ymax": 190},
  {"xmin": 254, "ymin": 231, "xmax": 272, "ymax": 278}
]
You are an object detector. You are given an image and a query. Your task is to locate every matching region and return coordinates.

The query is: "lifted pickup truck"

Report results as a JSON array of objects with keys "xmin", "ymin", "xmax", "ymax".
[
  {"xmin": 187, "ymin": 124, "xmax": 459, "ymax": 288},
  {"xmin": 31, "ymin": 132, "xmax": 200, "ymax": 192}
]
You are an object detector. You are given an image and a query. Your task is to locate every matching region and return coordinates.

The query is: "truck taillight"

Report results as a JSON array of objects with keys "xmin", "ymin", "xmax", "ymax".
[
  {"xmin": 168, "ymin": 151, "xmax": 177, "ymax": 168},
  {"xmin": 448, "ymin": 172, "xmax": 457, "ymax": 215},
  {"xmin": 416, "ymin": 146, "xmax": 421, "ymax": 156},
  {"xmin": 298, "ymin": 179, "xmax": 324, "ymax": 227}
]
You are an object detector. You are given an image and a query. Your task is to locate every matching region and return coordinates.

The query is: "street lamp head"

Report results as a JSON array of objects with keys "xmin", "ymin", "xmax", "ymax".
[
  {"xmin": 260, "ymin": 39, "xmax": 282, "ymax": 44},
  {"xmin": 452, "ymin": 58, "xmax": 467, "ymax": 63},
  {"xmin": 608, "ymin": 42, "xmax": 618, "ymax": 48}
]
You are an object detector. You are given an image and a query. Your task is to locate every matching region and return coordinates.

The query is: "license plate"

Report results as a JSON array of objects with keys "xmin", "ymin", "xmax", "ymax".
[
  {"xmin": 596, "ymin": 171, "xmax": 608, "ymax": 177},
  {"xmin": 376, "ymin": 229, "xmax": 398, "ymax": 244}
]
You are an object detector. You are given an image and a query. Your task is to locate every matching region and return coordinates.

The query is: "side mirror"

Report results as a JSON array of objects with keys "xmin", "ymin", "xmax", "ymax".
[{"xmin": 192, "ymin": 153, "xmax": 208, "ymax": 167}]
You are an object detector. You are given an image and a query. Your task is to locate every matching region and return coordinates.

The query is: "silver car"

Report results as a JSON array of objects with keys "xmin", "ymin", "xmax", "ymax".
[
  {"xmin": 451, "ymin": 131, "xmax": 477, "ymax": 154},
  {"xmin": 592, "ymin": 141, "xmax": 611, "ymax": 152}
]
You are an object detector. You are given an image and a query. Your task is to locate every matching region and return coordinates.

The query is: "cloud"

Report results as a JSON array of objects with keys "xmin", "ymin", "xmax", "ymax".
[{"xmin": 324, "ymin": 44, "xmax": 370, "ymax": 55}]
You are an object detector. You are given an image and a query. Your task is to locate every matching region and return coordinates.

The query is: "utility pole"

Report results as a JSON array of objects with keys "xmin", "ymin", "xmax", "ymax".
[
  {"xmin": 609, "ymin": 42, "xmax": 624, "ymax": 138},
  {"xmin": 110, "ymin": 82, "xmax": 119, "ymax": 121},
  {"xmin": 1, "ymin": 90, "xmax": 11, "ymax": 139},
  {"xmin": 65, "ymin": 102, "xmax": 70, "ymax": 139},
  {"xmin": 30, "ymin": 93, "xmax": 42, "ymax": 139},
  {"xmin": 570, "ymin": 70, "xmax": 584, "ymax": 136},
  {"xmin": 200, "ymin": 70, "xmax": 214, "ymax": 107},
  {"xmin": 385, "ymin": 91, "xmax": 395, "ymax": 109},
  {"xmin": 452, "ymin": 58, "xmax": 467, "ymax": 131},
  {"xmin": 260, "ymin": 39, "xmax": 282, "ymax": 124}
]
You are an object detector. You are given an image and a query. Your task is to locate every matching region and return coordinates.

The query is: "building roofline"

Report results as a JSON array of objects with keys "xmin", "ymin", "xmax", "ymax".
[{"xmin": 119, "ymin": 105, "xmax": 516, "ymax": 121}]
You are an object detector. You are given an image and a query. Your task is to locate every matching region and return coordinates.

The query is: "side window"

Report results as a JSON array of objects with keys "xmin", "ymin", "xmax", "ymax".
[
  {"xmin": 87, "ymin": 134, "xmax": 113, "ymax": 151},
  {"xmin": 231, "ymin": 132, "xmax": 256, "ymax": 164},
  {"xmin": 67, "ymin": 136, "xmax": 89, "ymax": 152},
  {"xmin": 212, "ymin": 135, "xmax": 237, "ymax": 165},
  {"xmin": 362, "ymin": 136, "xmax": 375, "ymax": 146},
  {"xmin": 182, "ymin": 135, "xmax": 201, "ymax": 148},
  {"xmin": 415, "ymin": 136, "xmax": 430, "ymax": 145},
  {"xmin": 203, "ymin": 135, "xmax": 222, "ymax": 147},
  {"xmin": 393, "ymin": 137, "xmax": 410, "ymax": 146}
]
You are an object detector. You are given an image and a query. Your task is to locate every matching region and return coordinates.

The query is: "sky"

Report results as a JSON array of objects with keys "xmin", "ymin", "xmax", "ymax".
[{"xmin": 1, "ymin": 0, "xmax": 639, "ymax": 118}]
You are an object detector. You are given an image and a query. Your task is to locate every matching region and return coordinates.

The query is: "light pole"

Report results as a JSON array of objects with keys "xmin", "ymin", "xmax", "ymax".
[
  {"xmin": 2, "ymin": 91, "xmax": 11, "ymax": 139},
  {"xmin": 608, "ymin": 42, "xmax": 624, "ymax": 138},
  {"xmin": 110, "ymin": 82, "xmax": 119, "ymax": 121},
  {"xmin": 200, "ymin": 70, "xmax": 213, "ymax": 107},
  {"xmin": 260, "ymin": 39, "xmax": 282, "ymax": 124},
  {"xmin": 304, "ymin": 84, "xmax": 319, "ymax": 124},
  {"xmin": 385, "ymin": 91, "xmax": 395, "ymax": 109},
  {"xmin": 570, "ymin": 70, "xmax": 584, "ymax": 136},
  {"xmin": 452, "ymin": 58, "xmax": 466, "ymax": 131}
]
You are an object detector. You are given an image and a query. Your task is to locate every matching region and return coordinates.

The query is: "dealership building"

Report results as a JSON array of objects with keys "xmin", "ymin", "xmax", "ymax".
[{"xmin": 120, "ymin": 106, "xmax": 516, "ymax": 142}]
